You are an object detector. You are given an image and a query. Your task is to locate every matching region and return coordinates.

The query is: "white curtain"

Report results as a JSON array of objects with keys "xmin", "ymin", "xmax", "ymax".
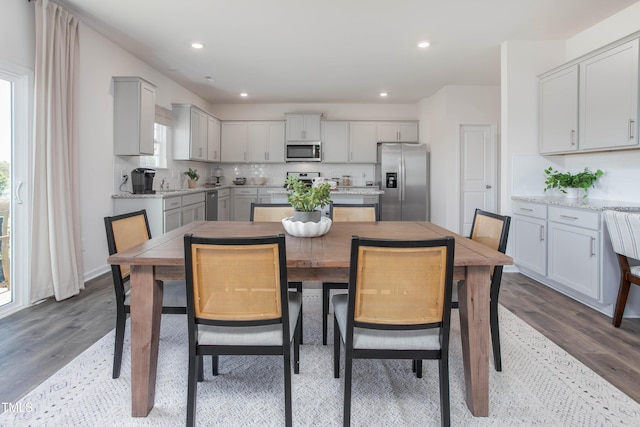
[{"xmin": 31, "ymin": 0, "xmax": 83, "ymax": 302}]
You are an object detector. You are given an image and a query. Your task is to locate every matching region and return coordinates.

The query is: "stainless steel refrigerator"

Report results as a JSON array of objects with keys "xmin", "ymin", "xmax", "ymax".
[{"xmin": 376, "ymin": 143, "xmax": 429, "ymax": 221}]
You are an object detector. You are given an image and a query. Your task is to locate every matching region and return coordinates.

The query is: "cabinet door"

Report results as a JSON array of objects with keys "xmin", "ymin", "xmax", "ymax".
[
  {"xmin": 113, "ymin": 77, "xmax": 156, "ymax": 155},
  {"xmin": 247, "ymin": 122, "xmax": 268, "ymax": 162},
  {"xmin": 548, "ymin": 222, "xmax": 599, "ymax": 299},
  {"xmin": 218, "ymin": 197, "xmax": 230, "ymax": 221},
  {"xmin": 513, "ymin": 215, "xmax": 547, "ymax": 276},
  {"xmin": 376, "ymin": 122, "xmax": 400, "ymax": 142},
  {"xmin": 539, "ymin": 66, "xmax": 579, "ymax": 154},
  {"xmin": 221, "ymin": 122, "xmax": 247, "ymax": 162},
  {"xmin": 398, "ymin": 123, "xmax": 418, "ymax": 141},
  {"xmin": 266, "ymin": 122, "xmax": 285, "ymax": 162},
  {"xmin": 190, "ymin": 109, "xmax": 207, "ymax": 160},
  {"xmin": 321, "ymin": 121, "xmax": 349, "ymax": 163},
  {"xmin": 286, "ymin": 115, "xmax": 305, "ymax": 140},
  {"xmin": 182, "ymin": 204, "xmax": 196, "ymax": 225},
  {"xmin": 579, "ymin": 39, "xmax": 639, "ymax": 151},
  {"xmin": 207, "ymin": 116, "xmax": 221, "ymax": 162},
  {"xmin": 164, "ymin": 208, "xmax": 181, "ymax": 233},
  {"xmin": 286, "ymin": 113, "xmax": 321, "ymax": 141},
  {"xmin": 303, "ymin": 114, "xmax": 321, "ymax": 140},
  {"xmin": 349, "ymin": 122, "xmax": 377, "ymax": 163},
  {"xmin": 232, "ymin": 196, "xmax": 256, "ymax": 221}
]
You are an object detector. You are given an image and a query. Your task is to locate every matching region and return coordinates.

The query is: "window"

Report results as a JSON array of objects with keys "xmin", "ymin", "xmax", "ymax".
[{"xmin": 139, "ymin": 122, "xmax": 168, "ymax": 169}]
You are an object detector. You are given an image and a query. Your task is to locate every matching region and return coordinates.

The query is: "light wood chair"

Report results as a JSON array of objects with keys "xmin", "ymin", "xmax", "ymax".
[
  {"xmin": 104, "ymin": 209, "xmax": 187, "ymax": 379},
  {"xmin": 322, "ymin": 203, "xmax": 379, "ymax": 345},
  {"xmin": 451, "ymin": 209, "xmax": 510, "ymax": 371},
  {"xmin": 332, "ymin": 236, "xmax": 455, "ymax": 427},
  {"xmin": 183, "ymin": 233, "xmax": 301, "ymax": 427},
  {"xmin": 604, "ymin": 210, "xmax": 640, "ymax": 327}
]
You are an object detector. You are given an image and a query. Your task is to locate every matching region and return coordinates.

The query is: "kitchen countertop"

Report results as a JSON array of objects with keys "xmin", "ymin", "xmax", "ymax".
[
  {"xmin": 112, "ymin": 184, "xmax": 384, "ymax": 198},
  {"xmin": 512, "ymin": 195, "xmax": 640, "ymax": 212}
]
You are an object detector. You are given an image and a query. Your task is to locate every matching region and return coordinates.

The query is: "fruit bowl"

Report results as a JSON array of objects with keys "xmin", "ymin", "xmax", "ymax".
[
  {"xmin": 251, "ymin": 176, "xmax": 268, "ymax": 185},
  {"xmin": 281, "ymin": 216, "xmax": 332, "ymax": 238},
  {"xmin": 232, "ymin": 177, "xmax": 247, "ymax": 185}
]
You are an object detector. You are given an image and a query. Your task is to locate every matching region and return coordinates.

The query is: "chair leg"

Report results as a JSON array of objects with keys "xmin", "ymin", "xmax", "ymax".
[
  {"xmin": 290, "ymin": 282, "xmax": 303, "ymax": 344},
  {"xmin": 212, "ymin": 355, "xmax": 219, "ymax": 376},
  {"xmin": 283, "ymin": 344, "xmax": 293, "ymax": 427},
  {"xmin": 322, "ymin": 283, "xmax": 330, "ymax": 345},
  {"xmin": 187, "ymin": 351, "xmax": 200, "ymax": 427},
  {"xmin": 112, "ymin": 311, "xmax": 126, "ymax": 379},
  {"xmin": 439, "ymin": 357, "xmax": 451, "ymax": 427},
  {"xmin": 613, "ymin": 275, "xmax": 631, "ymax": 327},
  {"xmin": 334, "ymin": 315, "xmax": 341, "ymax": 378},
  {"xmin": 294, "ymin": 313, "xmax": 301, "ymax": 374},
  {"xmin": 412, "ymin": 359, "xmax": 416, "ymax": 373},
  {"xmin": 343, "ymin": 351, "xmax": 353, "ymax": 427},
  {"xmin": 198, "ymin": 355, "xmax": 204, "ymax": 382},
  {"xmin": 416, "ymin": 360, "xmax": 423, "ymax": 378},
  {"xmin": 490, "ymin": 296, "xmax": 502, "ymax": 371}
]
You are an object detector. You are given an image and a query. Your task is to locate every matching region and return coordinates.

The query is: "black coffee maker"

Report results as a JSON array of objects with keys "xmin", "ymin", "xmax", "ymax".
[{"xmin": 131, "ymin": 168, "xmax": 156, "ymax": 194}]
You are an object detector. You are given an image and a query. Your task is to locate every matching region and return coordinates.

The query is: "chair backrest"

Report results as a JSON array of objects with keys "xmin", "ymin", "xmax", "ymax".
[
  {"xmin": 604, "ymin": 210, "xmax": 640, "ymax": 260},
  {"xmin": 348, "ymin": 236, "xmax": 455, "ymax": 328},
  {"xmin": 104, "ymin": 209, "xmax": 151, "ymax": 281},
  {"xmin": 330, "ymin": 203, "xmax": 379, "ymax": 222},
  {"xmin": 184, "ymin": 234, "xmax": 289, "ymax": 326},
  {"xmin": 469, "ymin": 209, "xmax": 511, "ymax": 276},
  {"xmin": 250, "ymin": 203, "xmax": 295, "ymax": 222}
]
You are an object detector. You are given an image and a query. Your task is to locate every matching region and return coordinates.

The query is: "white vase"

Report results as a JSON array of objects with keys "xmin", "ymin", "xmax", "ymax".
[
  {"xmin": 282, "ymin": 217, "xmax": 332, "ymax": 237},
  {"xmin": 564, "ymin": 187, "xmax": 582, "ymax": 199}
]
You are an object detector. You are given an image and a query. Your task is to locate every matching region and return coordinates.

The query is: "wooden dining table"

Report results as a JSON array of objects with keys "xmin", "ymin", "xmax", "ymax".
[{"xmin": 107, "ymin": 220, "xmax": 512, "ymax": 418}]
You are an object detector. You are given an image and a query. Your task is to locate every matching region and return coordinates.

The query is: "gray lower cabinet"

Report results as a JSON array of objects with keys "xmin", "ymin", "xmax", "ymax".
[
  {"xmin": 512, "ymin": 199, "xmax": 620, "ymax": 316},
  {"xmin": 231, "ymin": 187, "xmax": 281, "ymax": 220}
]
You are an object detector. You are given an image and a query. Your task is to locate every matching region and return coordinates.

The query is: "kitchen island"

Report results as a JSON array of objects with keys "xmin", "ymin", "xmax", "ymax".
[{"xmin": 270, "ymin": 187, "xmax": 383, "ymax": 216}]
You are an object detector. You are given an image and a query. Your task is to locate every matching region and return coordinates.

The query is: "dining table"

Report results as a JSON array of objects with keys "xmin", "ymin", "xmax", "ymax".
[{"xmin": 107, "ymin": 220, "xmax": 512, "ymax": 418}]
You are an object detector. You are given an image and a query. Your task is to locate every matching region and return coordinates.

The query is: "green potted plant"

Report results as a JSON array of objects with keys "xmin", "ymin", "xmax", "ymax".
[
  {"xmin": 285, "ymin": 176, "xmax": 332, "ymax": 223},
  {"xmin": 184, "ymin": 168, "xmax": 199, "ymax": 188},
  {"xmin": 543, "ymin": 167, "xmax": 603, "ymax": 198}
]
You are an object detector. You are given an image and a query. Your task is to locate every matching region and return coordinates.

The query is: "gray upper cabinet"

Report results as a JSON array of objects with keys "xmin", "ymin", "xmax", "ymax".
[
  {"xmin": 172, "ymin": 104, "xmax": 212, "ymax": 161},
  {"xmin": 376, "ymin": 121, "xmax": 418, "ymax": 142},
  {"xmin": 285, "ymin": 113, "xmax": 321, "ymax": 141},
  {"xmin": 539, "ymin": 37, "xmax": 639, "ymax": 154},
  {"xmin": 113, "ymin": 77, "xmax": 156, "ymax": 155},
  {"xmin": 539, "ymin": 65, "xmax": 579, "ymax": 154}
]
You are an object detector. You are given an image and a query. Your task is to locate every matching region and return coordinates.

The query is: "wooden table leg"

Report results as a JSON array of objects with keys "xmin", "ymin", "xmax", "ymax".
[
  {"xmin": 458, "ymin": 265, "xmax": 490, "ymax": 416},
  {"xmin": 130, "ymin": 265, "xmax": 163, "ymax": 417}
]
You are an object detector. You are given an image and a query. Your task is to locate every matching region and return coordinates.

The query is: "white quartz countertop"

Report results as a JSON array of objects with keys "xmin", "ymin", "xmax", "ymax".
[
  {"xmin": 269, "ymin": 188, "xmax": 384, "ymax": 195},
  {"xmin": 512, "ymin": 195, "xmax": 640, "ymax": 212}
]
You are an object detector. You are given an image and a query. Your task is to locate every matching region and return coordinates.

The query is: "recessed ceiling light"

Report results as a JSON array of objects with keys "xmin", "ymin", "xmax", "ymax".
[
  {"xmin": 240, "ymin": 93, "xmax": 248, "ymax": 97},
  {"xmin": 191, "ymin": 42, "xmax": 204, "ymax": 49},
  {"xmin": 380, "ymin": 92, "xmax": 388, "ymax": 97},
  {"xmin": 417, "ymin": 41, "xmax": 430, "ymax": 49},
  {"xmin": 205, "ymin": 76, "xmax": 215, "ymax": 83}
]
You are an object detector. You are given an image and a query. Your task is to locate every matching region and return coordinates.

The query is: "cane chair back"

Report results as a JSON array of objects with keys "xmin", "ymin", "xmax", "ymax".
[
  {"xmin": 330, "ymin": 203, "xmax": 379, "ymax": 222},
  {"xmin": 250, "ymin": 203, "xmax": 295, "ymax": 222}
]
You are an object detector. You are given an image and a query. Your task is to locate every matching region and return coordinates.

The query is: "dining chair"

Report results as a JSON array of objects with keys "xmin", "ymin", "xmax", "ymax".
[
  {"xmin": 250, "ymin": 202, "xmax": 304, "ymax": 341},
  {"xmin": 104, "ymin": 209, "xmax": 187, "ymax": 379},
  {"xmin": 332, "ymin": 235, "xmax": 455, "ymax": 427},
  {"xmin": 451, "ymin": 209, "xmax": 510, "ymax": 372},
  {"xmin": 183, "ymin": 233, "xmax": 301, "ymax": 427},
  {"xmin": 603, "ymin": 210, "xmax": 640, "ymax": 327},
  {"xmin": 322, "ymin": 203, "xmax": 379, "ymax": 345}
]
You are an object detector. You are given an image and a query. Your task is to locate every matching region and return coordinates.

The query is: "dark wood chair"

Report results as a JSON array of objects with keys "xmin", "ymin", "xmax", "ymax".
[
  {"xmin": 604, "ymin": 210, "xmax": 640, "ymax": 327},
  {"xmin": 332, "ymin": 236, "xmax": 455, "ymax": 427},
  {"xmin": 451, "ymin": 209, "xmax": 510, "ymax": 371},
  {"xmin": 322, "ymin": 203, "xmax": 379, "ymax": 345},
  {"xmin": 104, "ymin": 209, "xmax": 187, "ymax": 379},
  {"xmin": 183, "ymin": 233, "xmax": 301, "ymax": 427}
]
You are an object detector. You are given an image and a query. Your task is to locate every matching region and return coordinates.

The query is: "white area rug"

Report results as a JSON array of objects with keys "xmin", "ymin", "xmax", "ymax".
[{"xmin": 2, "ymin": 289, "xmax": 639, "ymax": 426}]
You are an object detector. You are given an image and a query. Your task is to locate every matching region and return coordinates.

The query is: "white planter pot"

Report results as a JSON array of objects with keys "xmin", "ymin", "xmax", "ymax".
[
  {"xmin": 563, "ymin": 187, "xmax": 583, "ymax": 199},
  {"xmin": 282, "ymin": 216, "xmax": 332, "ymax": 237}
]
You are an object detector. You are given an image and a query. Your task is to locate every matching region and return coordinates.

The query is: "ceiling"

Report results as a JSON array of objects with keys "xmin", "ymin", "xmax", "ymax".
[{"xmin": 58, "ymin": 0, "xmax": 637, "ymax": 104}]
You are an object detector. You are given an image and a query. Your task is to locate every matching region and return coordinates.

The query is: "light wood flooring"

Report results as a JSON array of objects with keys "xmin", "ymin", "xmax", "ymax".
[{"xmin": 0, "ymin": 272, "xmax": 639, "ymax": 409}]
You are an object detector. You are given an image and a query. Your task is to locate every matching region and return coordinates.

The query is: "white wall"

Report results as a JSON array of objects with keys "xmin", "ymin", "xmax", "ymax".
[
  {"xmin": 418, "ymin": 86, "xmax": 500, "ymax": 232},
  {"xmin": 209, "ymin": 103, "xmax": 418, "ymax": 121},
  {"xmin": 0, "ymin": 1, "xmax": 34, "ymax": 70}
]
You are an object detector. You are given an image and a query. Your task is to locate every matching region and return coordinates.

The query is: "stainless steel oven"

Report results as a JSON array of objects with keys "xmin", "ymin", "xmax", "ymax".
[{"xmin": 286, "ymin": 142, "xmax": 322, "ymax": 162}]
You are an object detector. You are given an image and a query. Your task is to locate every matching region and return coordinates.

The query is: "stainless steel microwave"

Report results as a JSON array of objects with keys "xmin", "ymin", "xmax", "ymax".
[{"xmin": 285, "ymin": 142, "xmax": 322, "ymax": 162}]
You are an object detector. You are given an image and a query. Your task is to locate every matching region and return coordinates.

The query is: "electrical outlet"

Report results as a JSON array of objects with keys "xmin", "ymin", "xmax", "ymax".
[{"xmin": 121, "ymin": 174, "xmax": 128, "ymax": 184}]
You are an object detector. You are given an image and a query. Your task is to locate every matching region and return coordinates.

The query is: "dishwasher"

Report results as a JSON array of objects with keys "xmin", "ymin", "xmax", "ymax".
[{"xmin": 205, "ymin": 189, "xmax": 218, "ymax": 221}]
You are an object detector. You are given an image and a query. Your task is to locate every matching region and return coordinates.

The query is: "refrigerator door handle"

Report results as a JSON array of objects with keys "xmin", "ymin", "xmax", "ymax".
[
  {"xmin": 401, "ymin": 156, "xmax": 406, "ymax": 201},
  {"xmin": 398, "ymin": 158, "xmax": 403, "ymax": 201}
]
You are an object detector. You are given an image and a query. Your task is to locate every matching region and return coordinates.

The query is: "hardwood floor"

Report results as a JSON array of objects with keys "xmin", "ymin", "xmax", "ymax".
[{"xmin": 0, "ymin": 272, "xmax": 639, "ymax": 410}]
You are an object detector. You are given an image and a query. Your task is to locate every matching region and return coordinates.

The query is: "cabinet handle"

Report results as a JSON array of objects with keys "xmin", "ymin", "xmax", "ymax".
[
  {"xmin": 559, "ymin": 214, "xmax": 578, "ymax": 220},
  {"xmin": 540, "ymin": 225, "xmax": 545, "ymax": 242},
  {"xmin": 302, "ymin": 130, "xmax": 306, "ymax": 139},
  {"xmin": 570, "ymin": 130, "xmax": 576, "ymax": 146},
  {"xmin": 199, "ymin": 147, "xmax": 203, "ymax": 158},
  {"xmin": 630, "ymin": 120, "xmax": 635, "ymax": 140},
  {"xmin": 519, "ymin": 207, "xmax": 533, "ymax": 212},
  {"xmin": 243, "ymin": 152, "xmax": 246, "ymax": 161},
  {"xmin": 265, "ymin": 152, "xmax": 268, "ymax": 161},
  {"xmin": 214, "ymin": 150, "xmax": 218, "ymax": 160},
  {"xmin": 591, "ymin": 237, "xmax": 596, "ymax": 256}
]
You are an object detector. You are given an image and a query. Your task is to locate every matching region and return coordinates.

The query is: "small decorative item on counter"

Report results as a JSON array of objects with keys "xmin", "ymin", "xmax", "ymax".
[
  {"xmin": 251, "ymin": 176, "xmax": 268, "ymax": 185},
  {"xmin": 543, "ymin": 167, "xmax": 603, "ymax": 198},
  {"xmin": 232, "ymin": 177, "xmax": 247, "ymax": 185},
  {"xmin": 342, "ymin": 175, "xmax": 352, "ymax": 186},
  {"xmin": 183, "ymin": 168, "xmax": 199, "ymax": 188}
]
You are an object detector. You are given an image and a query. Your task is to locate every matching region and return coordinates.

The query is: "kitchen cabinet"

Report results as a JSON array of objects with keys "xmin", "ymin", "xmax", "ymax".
[
  {"xmin": 538, "ymin": 37, "xmax": 639, "ymax": 154},
  {"xmin": 232, "ymin": 187, "xmax": 257, "ymax": 221},
  {"xmin": 285, "ymin": 113, "xmax": 321, "ymax": 141},
  {"xmin": 579, "ymin": 38, "xmax": 639, "ymax": 152},
  {"xmin": 217, "ymin": 188, "xmax": 231, "ymax": 221},
  {"xmin": 221, "ymin": 121, "xmax": 285, "ymax": 163},
  {"xmin": 207, "ymin": 115, "xmax": 221, "ymax": 162},
  {"xmin": 113, "ymin": 76, "xmax": 156, "ymax": 155},
  {"xmin": 511, "ymin": 198, "xmax": 622, "ymax": 316},
  {"xmin": 539, "ymin": 65, "xmax": 579, "ymax": 154},
  {"xmin": 181, "ymin": 192, "xmax": 205, "ymax": 225},
  {"xmin": 172, "ymin": 104, "xmax": 211, "ymax": 161},
  {"xmin": 321, "ymin": 121, "xmax": 378, "ymax": 163},
  {"xmin": 376, "ymin": 121, "xmax": 418, "ymax": 142}
]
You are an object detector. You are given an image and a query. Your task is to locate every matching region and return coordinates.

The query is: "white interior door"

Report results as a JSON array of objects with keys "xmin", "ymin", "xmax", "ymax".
[{"xmin": 460, "ymin": 124, "xmax": 497, "ymax": 236}]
